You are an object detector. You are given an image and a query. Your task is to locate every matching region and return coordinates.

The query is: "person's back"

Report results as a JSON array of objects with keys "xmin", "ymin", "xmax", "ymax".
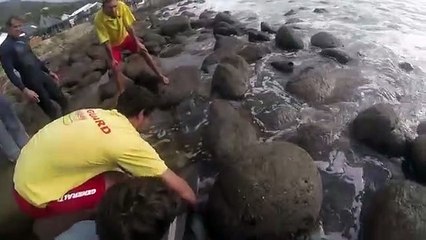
[{"xmin": 14, "ymin": 108, "xmax": 164, "ymax": 208}]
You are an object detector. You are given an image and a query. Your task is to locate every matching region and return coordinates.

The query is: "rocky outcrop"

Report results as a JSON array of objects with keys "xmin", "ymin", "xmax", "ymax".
[
  {"xmin": 123, "ymin": 54, "xmax": 160, "ymax": 88},
  {"xmin": 260, "ymin": 22, "xmax": 276, "ymax": 34},
  {"xmin": 206, "ymin": 141, "xmax": 323, "ymax": 239},
  {"xmin": 204, "ymin": 100, "xmax": 258, "ymax": 162},
  {"xmin": 320, "ymin": 48, "xmax": 351, "ymax": 64},
  {"xmin": 214, "ymin": 12, "xmax": 238, "ymax": 25},
  {"xmin": 248, "ymin": 30, "xmax": 270, "ymax": 42},
  {"xmin": 211, "ymin": 55, "xmax": 250, "ymax": 99},
  {"xmin": 363, "ymin": 180, "xmax": 426, "ymax": 240},
  {"xmin": 271, "ymin": 60, "xmax": 294, "ymax": 73},
  {"xmin": 275, "ymin": 25, "xmax": 304, "ymax": 50},
  {"xmin": 311, "ymin": 32, "xmax": 342, "ymax": 48},
  {"xmin": 351, "ymin": 103, "xmax": 408, "ymax": 157},
  {"xmin": 160, "ymin": 16, "xmax": 192, "ymax": 36},
  {"xmin": 142, "ymin": 32, "xmax": 167, "ymax": 46},
  {"xmin": 159, "ymin": 44, "xmax": 185, "ymax": 58},
  {"xmin": 158, "ymin": 66, "xmax": 200, "ymax": 108}
]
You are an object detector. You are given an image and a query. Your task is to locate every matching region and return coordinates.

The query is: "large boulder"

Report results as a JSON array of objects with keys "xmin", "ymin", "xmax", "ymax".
[
  {"xmin": 205, "ymin": 100, "xmax": 258, "ymax": 162},
  {"xmin": 286, "ymin": 65, "xmax": 336, "ymax": 103},
  {"xmin": 158, "ymin": 66, "xmax": 200, "ymax": 108},
  {"xmin": 90, "ymin": 59, "xmax": 108, "ymax": 73},
  {"xmin": 311, "ymin": 32, "xmax": 342, "ymax": 49},
  {"xmin": 142, "ymin": 32, "xmax": 167, "ymax": 46},
  {"xmin": 206, "ymin": 141, "xmax": 323, "ymax": 239},
  {"xmin": 199, "ymin": 10, "xmax": 216, "ymax": 19},
  {"xmin": 363, "ymin": 180, "xmax": 426, "ymax": 240},
  {"xmin": 410, "ymin": 135, "xmax": 426, "ymax": 179},
  {"xmin": 260, "ymin": 22, "xmax": 276, "ymax": 34},
  {"xmin": 213, "ymin": 21, "xmax": 242, "ymax": 36},
  {"xmin": 214, "ymin": 35, "xmax": 246, "ymax": 52},
  {"xmin": 160, "ymin": 16, "xmax": 192, "ymax": 36},
  {"xmin": 320, "ymin": 48, "xmax": 351, "ymax": 64},
  {"xmin": 214, "ymin": 12, "xmax": 238, "ymax": 25},
  {"xmin": 144, "ymin": 42, "xmax": 162, "ymax": 56},
  {"xmin": 275, "ymin": 25, "xmax": 304, "ymax": 50},
  {"xmin": 248, "ymin": 30, "xmax": 270, "ymax": 42},
  {"xmin": 237, "ymin": 44, "xmax": 271, "ymax": 64},
  {"xmin": 271, "ymin": 60, "xmax": 294, "ymax": 73},
  {"xmin": 86, "ymin": 45, "xmax": 108, "ymax": 60},
  {"xmin": 68, "ymin": 52, "xmax": 91, "ymax": 65},
  {"xmin": 351, "ymin": 103, "xmax": 408, "ymax": 157},
  {"xmin": 190, "ymin": 18, "xmax": 214, "ymax": 29},
  {"xmin": 211, "ymin": 55, "xmax": 250, "ymax": 100},
  {"xmin": 123, "ymin": 54, "xmax": 160, "ymax": 88}
]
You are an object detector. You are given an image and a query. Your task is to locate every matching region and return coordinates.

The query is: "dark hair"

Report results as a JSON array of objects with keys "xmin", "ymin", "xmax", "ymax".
[
  {"xmin": 117, "ymin": 86, "xmax": 158, "ymax": 118},
  {"xmin": 6, "ymin": 15, "xmax": 24, "ymax": 27},
  {"xmin": 96, "ymin": 178, "xmax": 183, "ymax": 240}
]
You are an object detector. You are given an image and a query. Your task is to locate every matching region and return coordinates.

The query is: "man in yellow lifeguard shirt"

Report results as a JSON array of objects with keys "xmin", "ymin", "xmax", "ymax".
[
  {"xmin": 13, "ymin": 86, "xmax": 196, "ymax": 219},
  {"xmin": 94, "ymin": 0, "xmax": 169, "ymax": 94}
]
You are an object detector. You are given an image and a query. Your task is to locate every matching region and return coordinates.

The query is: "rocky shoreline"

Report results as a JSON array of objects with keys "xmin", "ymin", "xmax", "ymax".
[{"xmin": 1, "ymin": 0, "xmax": 426, "ymax": 239}]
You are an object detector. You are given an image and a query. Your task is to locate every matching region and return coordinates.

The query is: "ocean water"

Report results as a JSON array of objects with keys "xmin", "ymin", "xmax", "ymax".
[{"xmin": 150, "ymin": 0, "xmax": 426, "ymax": 239}]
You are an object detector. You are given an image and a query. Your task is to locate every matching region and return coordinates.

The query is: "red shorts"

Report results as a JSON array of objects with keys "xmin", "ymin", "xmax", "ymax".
[
  {"xmin": 112, "ymin": 34, "xmax": 139, "ymax": 63},
  {"xmin": 14, "ymin": 173, "xmax": 106, "ymax": 219}
]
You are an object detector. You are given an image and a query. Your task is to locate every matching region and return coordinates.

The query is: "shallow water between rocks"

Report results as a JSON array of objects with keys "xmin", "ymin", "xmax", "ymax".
[{"xmin": 141, "ymin": 0, "xmax": 426, "ymax": 239}]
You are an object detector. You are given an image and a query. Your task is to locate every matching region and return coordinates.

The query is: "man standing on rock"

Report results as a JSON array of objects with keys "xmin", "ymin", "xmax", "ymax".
[
  {"xmin": 0, "ymin": 16, "xmax": 68, "ymax": 120},
  {"xmin": 13, "ymin": 86, "xmax": 195, "ymax": 239},
  {"xmin": 94, "ymin": 0, "xmax": 169, "ymax": 94}
]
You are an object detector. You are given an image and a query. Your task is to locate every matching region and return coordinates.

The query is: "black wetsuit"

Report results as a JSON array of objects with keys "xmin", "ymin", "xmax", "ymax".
[{"xmin": 0, "ymin": 35, "xmax": 67, "ymax": 120}]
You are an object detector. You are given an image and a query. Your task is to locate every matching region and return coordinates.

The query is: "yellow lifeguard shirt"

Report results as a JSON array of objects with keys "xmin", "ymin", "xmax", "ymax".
[
  {"xmin": 13, "ymin": 109, "xmax": 168, "ymax": 207},
  {"xmin": 94, "ymin": 1, "xmax": 136, "ymax": 46}
]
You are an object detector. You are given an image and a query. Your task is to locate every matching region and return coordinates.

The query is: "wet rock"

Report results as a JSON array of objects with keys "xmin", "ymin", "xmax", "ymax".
[
  {"xmin": 90, "ymin": 59, "xmax": 108, "ymax": 72},
  {"xmin": 363, "ymin": 180, "xmax": 426, "ymax": 240},
  {"xmin": 311, "ymin": 32, "xmax": 342, "ymax": 48},
  {"xmin": 160, "ymin": 16, "xmax": 192, "ymax": 36},
  {"xmin": 144, "ymin": 41, "xmax": 162, "ymax": 56},
  {"xmin": 86, "ymin": 45, "xmax": 108, "ymax": 60},
  {"xmin": 68, "ymin": 52, "xmax": 91, "ymax": 65},
  {"xmin": 179, "ymin": 6, "xmax": 189, "ymax": 11},
  {"xmin": 286, "ymin": 66, "xmax": 335, "ymax": 103},
  {"xmin": 214, "ymin": 35, "xmax": 246, "ymax": 52},
  {"xmin": 206, "ymin": 141, "xmax": 323, "ymax": 239},
  {"xmin": 237, "ymin": 44, "xmax": 271, "ymax": 64},
  {"xmin": 61, "ymin": 61, "xmax": 92, "ymax": 88},
  {"xmin": 286, "ymin": 18, "xmax": 303, "ymax": 24},
  {"xmin": 256, "ymin": 105, "xmax": 299, "ymax": 130},
  {"xmin": 320, "ymin": 48, "xmax": 351, "ymax": 64},
  {"xmin": 123, "ymin": 54, "xmax": 160, "ymax": 87},
  {"xmin": 351, "ymin": 103, "xmax": 408, "ymax": 157},
  {"xmin": 149, "ymin": 14, "xmax": 161, "ymax": 29},
  {"xmin": 275, "ymin": 25, "xmax": 304, "ymax": 50},
  {"xmin": 271, "ymin": 60, "xmax": 294, "ymax": 73},
  {"xmin": 98, "ymin": 74, "xmax": 133, "ymax": 102},
  {"xmin": 214, "ymin": 12, "xmax": 238, "ymax": 25},
  {"xmin": 162, "ymin": 12, "xmax": 171, "ymax": 18},
  {"xmin": 248, "ymin": 30, "xmax": 270, "ymax": 42},
  {"xmin": 284, "ymin": 9, "xmax": 297, "ymax": 16},
  {"xmin": 214, "ymin": 21, "xmax": 243, "ymax": 36},
  {"xmin": 313, "ymin": 8, "xmax": 328, "ymax": 13},
  {"xmin": 159, "ymin": 44, "xmax": 185, "ymax": 58},
  {"xmin": 290, "ymin": 122, "xmax": 337, "ymax": 159},
  {"xmin": 171, "ymin": 35, "xmax": 188, "ymax": 44},
  {"xmin": 205, "ymin": 99, "xmax": 258, "ymax": 162},
  {"xmin": 399, "ymin": 62, "xmax": 414, "ymax": 72},
  {"xmin": 260, "ymin": 22, "xmax": 276, "ymax": 34},
  {"xmin": 211, "ymin": 55, "xmax": 250, "ymax": 100},
  {"xmin": 417, "ymin": 121, "xmax": 426, "ymax": 135},
  {"xmin": 181, "ymin": 10, "xmax": 196, "ymax": 18},
  {"xmin": 158, "ymin": 66, "xmax": 200, "ymax": 108},
  {"xmin": 190, "ymin": 18, "xmax": 214, "ymax": 29},
  {"xmin": 196, "ymin": 33, "xmax": 212, "ymax": 42},
  {"xmin": 410, "ymin": 135, "xmax": 426, "ymax": 178},
  {"xmin": 142, "ymin": 32, "xmax": 167, "ymax": 46},
  {"xmin": 199, "ymin": 10, "xmax": 216, "ymax": 19},
  {"xmin": 82, "ymin": 71, "xmax": 102, "ymax": 87}
]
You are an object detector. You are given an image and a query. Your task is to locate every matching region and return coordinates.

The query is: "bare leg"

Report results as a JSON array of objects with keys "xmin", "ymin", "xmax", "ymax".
[
  {"xmin": 137, "ymin": 42, "xmax": 170, "ymax": 85},
  {"xmin": 112, "ymin": 66, "xmax": 125, "ymax": 95}
]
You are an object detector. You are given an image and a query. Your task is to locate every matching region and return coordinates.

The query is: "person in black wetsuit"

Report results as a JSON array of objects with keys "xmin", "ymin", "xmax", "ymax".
[{"xmin": 0, "ymin": 16, "xmax": 68, "ymax": 120}]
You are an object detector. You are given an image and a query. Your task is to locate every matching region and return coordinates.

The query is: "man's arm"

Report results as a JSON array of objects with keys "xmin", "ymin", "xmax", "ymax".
[
  {"xmin": 0, "ymin": 53, "xmax": 25, "ymax": 91},
  {"xmin": 161, "ymin": 169, "xmax": 197, "ymax": 206}
]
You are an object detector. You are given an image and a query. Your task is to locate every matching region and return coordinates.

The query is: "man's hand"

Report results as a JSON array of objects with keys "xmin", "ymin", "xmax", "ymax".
[
  {"xmin": 160, "ymin": 74, "xmax": 170, "ymax": 85},
  {"xmin": 111, "ymin": 59, "xmax": 120, "ymax": 72},
  {"xmin": 49, "ymin": 71, "xmax": 60, "ymax": 85},
  {"xmin": 23, "ymin": 88, "xmax": 40, "ymax": 103},
  {"xmin": 161, "ymin": 169, "xmax": 197, "ymax": 207}
]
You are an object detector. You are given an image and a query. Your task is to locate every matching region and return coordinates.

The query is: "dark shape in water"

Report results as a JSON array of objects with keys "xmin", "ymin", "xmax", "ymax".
[
  {"xmin": 260, "ymin": 22, "xmax": 276, "ymax": 34},
  {"xmin": 399, "ymin": 62, "xmax": 414, "ymax": 72},
  {"xmin": 314, "ymin": 8, "xmax": 328, "ymax": 13},
  {"xmin": 311, "ymin": 32, "xmax": 343, "ymax": 48},
  {"xmin": 275, "ymin": 25, "xmax": 304, "ymax": 50},
  {"xmin": 248, "ymin": 30, "xmax": 270, "ymax": 42},
  {"xmin": 320, "ymin": 48, "xmax": 351, "ymax": 64},
  {"xmin": 271, "ymin": 60, "xmax": 294, "ymax": 73},
  {"xmin": 286, "ymin": 18, "xmax": 303, "ymax": 24},
  {"xmin": 284, "ymin": 9, "xmax": 297, "ymax": 16}
]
